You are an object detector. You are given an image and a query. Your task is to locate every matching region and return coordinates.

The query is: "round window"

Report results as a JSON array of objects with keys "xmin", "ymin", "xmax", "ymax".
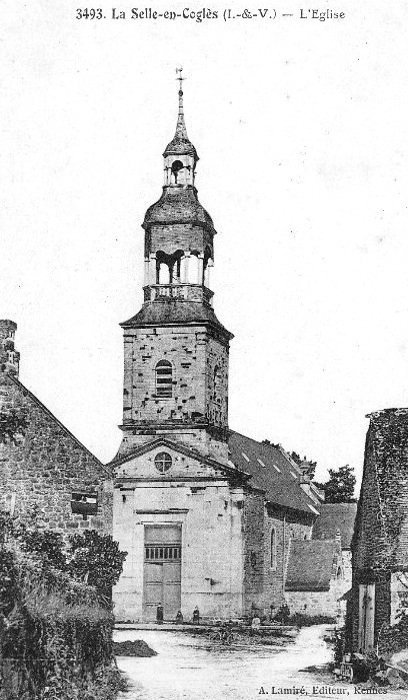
[{"xmin": 154, "ymin": 452, "xmax": 172, "ymax": 474}]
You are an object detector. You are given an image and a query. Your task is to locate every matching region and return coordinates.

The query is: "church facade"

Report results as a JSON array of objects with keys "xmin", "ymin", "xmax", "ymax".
[{"xmin": 111, "ymin": 80, "xmax": 325, "ymax": 623}]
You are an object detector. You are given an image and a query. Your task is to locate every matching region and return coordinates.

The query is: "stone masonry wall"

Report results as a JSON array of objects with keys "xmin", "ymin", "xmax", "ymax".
[
  {"xmin": 0, "ymin": 372, "xmax": 112, "ymax": 537},
  {"xmin": 243, "ymin": 491, "xmax": 265, "ymax": 612},
  {"xmin": 285, "ymin": 585, "xmax": 340, "ymax": 619},
  {"xmin": 123, "ymin": 325, "xmax": 229, "ymax": 428},
  {"xmin": 243, "ymin": 498, "xmax": 313, "ymax": 616},
  {"xmin": 350, "ymin": 409, "xmax": 408, "ymax": 649},
  {"xmin": 262, "ymin": 508, "xmax": 313, "ymax": 614}
]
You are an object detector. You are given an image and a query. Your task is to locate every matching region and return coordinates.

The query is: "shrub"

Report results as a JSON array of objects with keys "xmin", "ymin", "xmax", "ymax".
[
  {"xmin": 0, "ymin": 515, "xmax": 127, "ymax": 699},
  {"xmin": 274, "ymin": 603, "xmax": 290, "ymax": 624},
  {"xmin": 68, "ymin": 530, "xmax": 127, "ymax": 597},
  {"xmin": 288, "ymin": 612, "xmax": 336, "ymax": 627}
]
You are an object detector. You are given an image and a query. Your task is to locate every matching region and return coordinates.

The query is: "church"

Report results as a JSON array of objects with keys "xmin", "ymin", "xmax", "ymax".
[{"xmin": 111, "ymin": 76, "xmax": 328, "ymax": 623}]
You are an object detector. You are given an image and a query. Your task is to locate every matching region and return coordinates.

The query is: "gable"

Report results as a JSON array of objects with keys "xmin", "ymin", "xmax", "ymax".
[
  {"xmin": 113, "ymin": 439, "xmax": 231, "ymax": 482},
  {"xmin": 0, "ymin": 371, "xmax": 112, "ymax": 533},
  {"xmin": 0, "ymin": 372, "xmax": 109, "ymax": 478}
]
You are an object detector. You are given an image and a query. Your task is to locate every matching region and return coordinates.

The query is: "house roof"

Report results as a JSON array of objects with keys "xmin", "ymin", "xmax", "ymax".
[
  {"xmin": 285, "ymin": 540, "xmax": 339, "ymax": 592},
  {"xmin": 228, "ymin": 431, "xmax": 321, "ymax": 516},
  {"xmin": 312, "ymin": 502, "xmax": 357, "ymax": 549}
]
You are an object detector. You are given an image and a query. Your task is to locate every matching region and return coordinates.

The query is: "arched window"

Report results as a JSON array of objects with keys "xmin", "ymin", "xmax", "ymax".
[
  {"xmin": 155, "ymin": 360, "xmax": 173, "ymax": 397},
  {"xmin": 171, "ymin": 160, "xmax": 184, "ymax": 184},
  {"xmin": 270, "ymin": 528, "xmax": 277, "ymax": 570}
]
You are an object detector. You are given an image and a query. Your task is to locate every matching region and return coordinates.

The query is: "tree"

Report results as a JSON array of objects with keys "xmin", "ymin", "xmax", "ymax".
[
  {"xmin": 68, "ymin": 529, "xmax": 127, "ymax": 596},
  {"xmin": 315, "ymin": 464, "xmax": 356, "ymax": 503}
]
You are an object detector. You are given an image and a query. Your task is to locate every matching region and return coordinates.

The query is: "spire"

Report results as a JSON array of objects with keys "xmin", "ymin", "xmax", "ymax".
[
  {"xmin": 175, "ymin": 67, "xmax": 188, "ymax": 140},
  {"xmin": 163, "ymin": 68, "xmax": 198, "ymax": 160}
]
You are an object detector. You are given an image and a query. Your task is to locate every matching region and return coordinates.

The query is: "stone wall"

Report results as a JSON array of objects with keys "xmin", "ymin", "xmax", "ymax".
[
  {"xmin": 262, "ymin": 507, "xmax": 313, "ymax": 614},
  {"xmin": 285, "ymin": 583, "xmax": 341, "ymax": 619},
  {"xmin": 0, "ymin": 371, "xmax": 112, "ymax": 537},
  {"xmin": 120, "ymin": 323, "xmax": 230, "ymax": 463},
  {"xmin": 351, "ymin": 408, "xmax": 408, "ymax": 650},
  {"xmin": 123, "ymin": 325, "xmax": 229, "ymax": 429},
  {"xmin": 241, "ymin": 496, "xmax": 314, "ymax": 616},
  {"xmin": 113, "ymin": 475, "xmax": 245, "ymax": 621},
  {"xmin": 243, "ymin": 491, "xmax": 265, "ymax": 612}
]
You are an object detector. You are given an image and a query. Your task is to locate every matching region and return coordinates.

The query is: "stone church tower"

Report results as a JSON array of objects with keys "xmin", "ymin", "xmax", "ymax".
[
  {"xmin": 112, "ymin": 76, "xmax": 321, "ymax": 623},
  {"xmin": 117, "ymin": 75, "xmax": 233, "ymax": 465},
  {"xmin": 112, "ymin": 77, "xmax": 245, "ymax": 622}
]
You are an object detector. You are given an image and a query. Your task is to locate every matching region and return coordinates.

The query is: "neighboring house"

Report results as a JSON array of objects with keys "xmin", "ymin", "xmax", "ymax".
[
  {"xmin": 312, "ymin": 502, "xmax": 357, "ymax": 593},
  {"xmin": 283, "ymin": 503, "xmax": 357, "ymax": 620},
  {"xmin": 285, "ymin": 538, "xmax": 343, "ymax": 619},
  {"xmin": 0, "ymin": 320, "xmax": 112, "ymax": 536},
  {"xmin": 350, "ymin": 408, "xmax": 408, "ymax": 652},
  {"xmin": 111, "ymin": 82, "xmax": 326, "ymax": 623}
]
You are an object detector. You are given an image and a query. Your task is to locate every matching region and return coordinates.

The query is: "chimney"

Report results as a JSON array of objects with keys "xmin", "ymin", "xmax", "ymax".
[{"xmin": 0, "ymin": 320, "xmax": 20, "ymax": 377}]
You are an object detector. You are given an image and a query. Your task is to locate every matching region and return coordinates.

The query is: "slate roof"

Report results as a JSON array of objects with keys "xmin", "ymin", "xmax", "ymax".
[
  {"xmin": 228, "ymin": 431, "xmax": 321, "ymax": 516},
  {"xmin": 143, "ymin": 187, "xmax": 216, "ymax": 234},
  {"xmin": 121, "ymin": 299, "xmax": 233, "ymax": 339},
  {"xmin": 163, "ymin": 85, "xmax": 198, "ymax": 160},
  {"xmin": 285, "ymin": 540, "xmax": 339, "ymax": 591},
  {"xmin": 312, "ymin": 502, "xmax": 357, "ymax": 549},
  {"xmin": 163, "ymin": 135, "xmax": 198, "ymax": 159}
]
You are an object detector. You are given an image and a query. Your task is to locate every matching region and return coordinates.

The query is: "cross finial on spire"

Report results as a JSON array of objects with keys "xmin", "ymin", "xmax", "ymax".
[
  {"xmin": 174, "ymin": 67, "xmax": 188, "ymax": 140},
  {"xmin": 163, "ymin": 67, "xmax": 198, "ymax": 160},
  {"xmin": 176, "ymin": 67, "xmax": 185, "ymax": 94}
]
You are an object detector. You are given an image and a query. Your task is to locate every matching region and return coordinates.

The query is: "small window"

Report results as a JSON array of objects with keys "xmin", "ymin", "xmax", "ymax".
[
  {"xmin": 155, "ymin": 360, "xmax": 173, "ymax": 397},
  {"xmin": 154, "ymin": 452, "xmax": 172, "ymax": 473},
  {"xmin": 71, "ymin": 492, "xmax": 98, "ymax": 519},
  {"xmin": 270, "ymin": 528, "xmax": 277, "ymax": 570}
]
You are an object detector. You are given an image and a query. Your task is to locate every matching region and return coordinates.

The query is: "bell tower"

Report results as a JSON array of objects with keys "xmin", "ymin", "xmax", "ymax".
[{"xmin": 118, "ymin": 71, "xmax": 233, "ymax": 464}]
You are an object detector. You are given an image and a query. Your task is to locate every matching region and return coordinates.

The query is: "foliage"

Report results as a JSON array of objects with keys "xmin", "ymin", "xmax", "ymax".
[
  {"xmin": 0, "ymin": 548, "xmax": 17, "ymax": 616},
  {"xmin": 21, "ymin": 529, "xmax": 67, "ymax": 572},
  {"xmin": 315, "ymin": 464, "xmax": 357, "ymax": 503},
  {"xmin": 273, "ymin": 603, "xmax": 290, "ymax": 624},
  {"xmin": 332, "ymin": 626, "xmax": 346, "ymax": 666},
  {"xmin": 378, "ymin": 610, "xmax": 408, "ymax": 658},
  {"xmin": 68, "ymin": 530, "xmax": 127, "ymax": 596},
  {"xmin": 288, "ymin": 612, "xmax": 335, "ymax": 627},
  {"xmin": 0, "ymin": 513, "xmax": 128, "ymax": 699},
  {"xmin": 261, "ymin": 439, "xmax": 280, "ymax": 448},
  {"xmin": 0, "ymin": 408, "xmax": 27, "ymax": 444}
]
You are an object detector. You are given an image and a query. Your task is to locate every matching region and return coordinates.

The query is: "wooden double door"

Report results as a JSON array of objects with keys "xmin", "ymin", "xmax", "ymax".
[{"xmin": 143, "ymin": 524, "xmax": 182, "ymax": 621}]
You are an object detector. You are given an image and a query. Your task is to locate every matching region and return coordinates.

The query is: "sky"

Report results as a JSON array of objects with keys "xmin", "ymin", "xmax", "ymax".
[{"xmin": 2, "ymin": 1, "xmax": 408, "ymax": 485}]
